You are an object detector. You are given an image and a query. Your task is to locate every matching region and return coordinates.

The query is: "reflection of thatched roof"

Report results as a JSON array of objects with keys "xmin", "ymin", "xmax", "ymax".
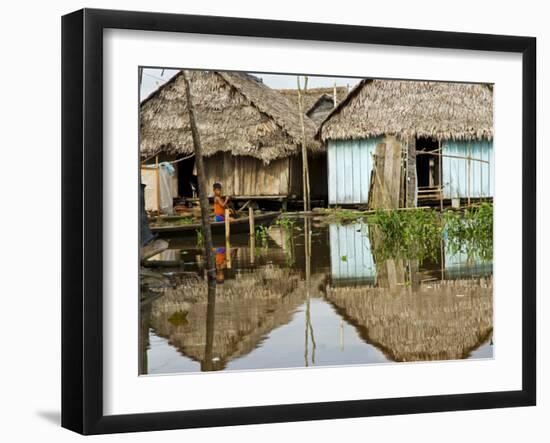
[
  {"xmin": 149, "ymin": 266, "xmax": 305, "ymax": 369},
  {"xmin": 319, "ymin": 79, "xmax": 493, "ymax": 142},
  {"xmin": 140, "ymin": 71, "xmax": 321, "ymax": 163},
  {"xmin": 326, "ymin": 277, "xmax": 493, "ymax": 362}
]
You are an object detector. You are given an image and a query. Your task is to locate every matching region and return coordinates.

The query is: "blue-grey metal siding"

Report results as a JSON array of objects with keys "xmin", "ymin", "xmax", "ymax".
[
  {"xmin": 328, "ymin": 138, "xmax": 382, "ymax": 204},
  {"xmin": 442, "ymin": 140, "xmax": 494, "ymax": 199}
]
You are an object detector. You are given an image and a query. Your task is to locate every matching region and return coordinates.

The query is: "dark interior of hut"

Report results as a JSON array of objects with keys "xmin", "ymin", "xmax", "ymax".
[
  {"xmin": 415, "ymin": 137, "xmax": 441, "ymax": 188},
  {"xmin": 177, "ymin": 157, "xmax": 197, "ymax": 198}
]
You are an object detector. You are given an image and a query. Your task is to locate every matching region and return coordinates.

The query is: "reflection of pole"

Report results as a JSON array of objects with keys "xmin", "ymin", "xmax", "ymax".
[
  {"xmin": 303, "ymin": 216, "xmax": 315, "ymax": 366},
  {"xmin": 249, "ymin": 233, "xmax": 255, "ymax": 265},
  {"xmin": 139, "ymin": 301, "xmax": 151, "ymax": 375},
  {"xmin": 339, "ymin": 319, "xmax": 344, "ymax": 351},
  {"xmin": 440, "ymin": 238, "xmax": 445, "ymax": 280},
  {"xmin": 202, "ymin": 285, "xmax": 216, "ymax": 371},
  {"xmin": 225, "ymin": 208, "xmax": 231, "ymax": 269}
]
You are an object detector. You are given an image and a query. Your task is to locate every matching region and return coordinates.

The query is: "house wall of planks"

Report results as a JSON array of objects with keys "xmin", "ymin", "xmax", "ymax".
[
  {"xmin": 441, "ymin": 140, "xmax": 494, "ymax": 199},
  {"xmin": 327, "ymin": 137, "xmax": 382, "ymax": 205},
  {"xmin": 204, "ymin": 152, "xmax": 292, "ymax": 197}
]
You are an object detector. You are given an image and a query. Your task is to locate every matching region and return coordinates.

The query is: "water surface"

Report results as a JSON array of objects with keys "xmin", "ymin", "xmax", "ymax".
[{"xmin": 140, "ymin": 217, "xmax": 493, "ymax": 374}]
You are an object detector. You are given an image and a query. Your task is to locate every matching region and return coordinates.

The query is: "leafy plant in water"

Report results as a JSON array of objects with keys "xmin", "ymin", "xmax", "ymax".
[
  {"xmin": 368, "ymin": 204, "xmax": 493, "ymax": 264},
  {"xmin": 371, "ymin": 209, "xmax": 441, "ymax": 262},
  {"xmin": 276, "ymin": 216, "xmax": 295, "ymax": 230},
  {"xmin": 196, "ymin": 229, "xmax": 204, "ymax": 249},
  {"xmin": 443, "ymin": 203, "xmax": 493, "ymax": 261},
  {"xmin": 255, "ymin": 225, "xmax": 269, "ymax": 248}
]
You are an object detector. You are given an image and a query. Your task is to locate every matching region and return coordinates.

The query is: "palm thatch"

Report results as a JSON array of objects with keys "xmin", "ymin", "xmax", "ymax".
[
  {"xmin": 326, "ymin": 277, "xmax": 493, "ymax": 362},
  {"xmin": 319, "ymin": 79, "xmax": 493, "ymax": 142},
  {"xmin": 140, "ymin": 71, "xmax": 322, "ymax": 164},
  {"xmin": 278, "ymin": 87, "xmax": 349, "ymax": 124}
]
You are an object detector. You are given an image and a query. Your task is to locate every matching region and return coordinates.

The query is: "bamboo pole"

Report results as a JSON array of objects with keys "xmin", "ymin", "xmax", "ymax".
[
  {"xmin": 438, "ymin": 141, "xmax": 443, "ymax": 212},
  {"xmin": 181, "ymin": 70, "xmax": 216, "ymax": 286},
  {"xmin": 297, "ymin": 76, "xmax": 311, "ymax": 212},
  {"xmin": 468, "ymin": 144, "xmax": 472, "ymax": 206},
  {"xmin": 155, "ymin": 155, "xmax": 161, "ymax": 215}
]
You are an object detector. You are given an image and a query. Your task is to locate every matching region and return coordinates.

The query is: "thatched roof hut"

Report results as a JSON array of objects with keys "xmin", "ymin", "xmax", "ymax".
[
  {"xmin": 326, "ymin": 277, "xmax": 493, "ymax": 362},
  {"xmin": 318, "ymin": 79, "xmax": 493, "ymax": 142},
  {"xmin": 140, "ymin": 70, "xmax": 328, "ymax": 202},
  {"xmin": 141, "ymin": 71, "xmax": 321, "ymax": 163},
  {"xmin": 318, "ymin": 79, "xmax": 494, "ymax": 206}
]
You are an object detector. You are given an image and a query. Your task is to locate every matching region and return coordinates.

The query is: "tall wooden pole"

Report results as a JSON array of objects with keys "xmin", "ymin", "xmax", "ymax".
[
  {"xmin": 297, "ymin": 76, "xmax": 311, "ymax": 212},
  {"xmin": 182, "ymin": 71, "xmax": 216, "ymax": 286},
  {"xmin": 155, "ymin": 155, "xmax": 161, "ymax": 215},
  {"xmin": 438, "ymin": 141, "xmax": 443, "ymax": 212}
]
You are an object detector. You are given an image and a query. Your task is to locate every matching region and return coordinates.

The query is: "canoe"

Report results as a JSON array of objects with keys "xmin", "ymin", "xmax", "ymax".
[{"xmin": 150, "ymin": 211, "xmax": 280, "ymax": 235}]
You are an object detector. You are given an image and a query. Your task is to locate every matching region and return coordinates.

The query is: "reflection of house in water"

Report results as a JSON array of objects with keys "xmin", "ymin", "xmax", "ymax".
[
  {"xmin": 326, "ymin": 278, "xmax": 493, "ymax": 362},
  {"xmin": 329, "ymin": 223, "xmax": 376, "ymax": 284},
  {"xmin": 444, "ymin": 250, "xmax": 493, "ymax": 279},
  {"xmin": 142, "ymin": 266, "xmax": 306, "ymax": 372},
  {"xmin": 328, "ymin": 222, "xmax": 492, "ymax": 285}
]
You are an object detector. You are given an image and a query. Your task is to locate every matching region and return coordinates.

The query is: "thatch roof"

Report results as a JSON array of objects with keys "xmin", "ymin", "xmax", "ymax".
[
  {"xmin": 278, "ymin": 87, "xmax": 348, "ymax": 117},
  {"xmin": 319, "ymin": 79, "xmax": 493, "ymax": 142},
  {"xmin": 326, "ymin": 277, "xmax": 493, "ymax": 362},
  {"xmin": 140, "ymin": 71, "xmax": 322, "ymax": 163}
]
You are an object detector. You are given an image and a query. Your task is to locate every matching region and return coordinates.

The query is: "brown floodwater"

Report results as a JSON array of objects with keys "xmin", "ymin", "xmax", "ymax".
[{"xmin": 140, "ymin": 217, "xmax": 493, "ymax": 375}]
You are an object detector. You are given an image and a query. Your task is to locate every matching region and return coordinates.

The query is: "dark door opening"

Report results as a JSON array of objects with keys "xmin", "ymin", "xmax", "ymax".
[
  {"xmin": 177, "ymin": 157, "xmax": 197, "ymax": 198},
  {"xmin": 416, "ymin": 137, "xmax": 440, "ymax": 188}
]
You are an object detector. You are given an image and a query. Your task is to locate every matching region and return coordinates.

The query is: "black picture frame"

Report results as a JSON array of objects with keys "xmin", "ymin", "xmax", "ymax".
[{"xmin": 62, "ymin": 8, "xmax": 536, "ymax": 435}]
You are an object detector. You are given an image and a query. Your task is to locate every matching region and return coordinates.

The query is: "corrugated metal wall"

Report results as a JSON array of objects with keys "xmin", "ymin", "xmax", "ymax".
[
  {"xmin": 328, "ymin": 138, "xmax": 382, "ymax": 204},
  {"xmin": 329, "ymin": 223, "xmax": 376, "ymax": 282},
  {"xmin": 442, "ymin": 140, "xmax": 494, "ymax": 199}
]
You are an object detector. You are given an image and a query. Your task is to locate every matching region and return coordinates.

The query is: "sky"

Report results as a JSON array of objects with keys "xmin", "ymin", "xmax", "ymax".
[{"xmin": 140, "ymin": 68, "xmax": 362, "ymax": 100}]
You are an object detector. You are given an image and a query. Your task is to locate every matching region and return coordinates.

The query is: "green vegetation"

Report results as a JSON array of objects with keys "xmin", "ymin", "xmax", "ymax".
[
  {"xmin": 255, "ymin": 225, "xmax": 269, "ymax": 248},
  {"xmin": 151, "ymin": 215, "xmax": 196, "ymax": 227},
  {"xmin": 168, "ymin": 310, "xmax": 188, "ymax": 327},
  {"xmin": 443, "ymin": 203, "xmax": 493, "ymax": 261},
  {"xmin": 366, "ymin": 204, "xmax": 493, "ymax": 263},
  {"xmin": 275, "ymin": 216, "xmax": 295, "ymax": 230},
  {"xmin": 317, "ymin": 207, "xmax": 370, "ymax": 224},
  {"xmin": 370, "ymin": 208, "xmax": 442, "ymax": 262},
  {"xmin": 196, "ymin": 229, "xmax": 204, "ymax": 249}
]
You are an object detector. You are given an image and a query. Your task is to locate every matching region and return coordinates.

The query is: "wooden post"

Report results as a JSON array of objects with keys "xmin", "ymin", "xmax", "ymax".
[
  {"xmin": 225, "ymin": 208, "xmax": 231, "ymax": 269},
  {"xmin": 297, "ymin": 76, "xmax": 311, "ymax": 212},
  {"xmin": 248, "ymin": 207, "xmax": 255, "ymax": 237},
  {"xmin": 155, "ymin": 155, "xmax": 161, "ymax": 216},
  {"xmin": 438, "ymin": 141, "xmax": 443, "ymax": 212},
  {"xmin": 181, "ymin": 71, "xmax": 216, "ymax": 286},
  {"xmin": 467, "ymin": 144, "xmax": 471, "ymax": 207}
]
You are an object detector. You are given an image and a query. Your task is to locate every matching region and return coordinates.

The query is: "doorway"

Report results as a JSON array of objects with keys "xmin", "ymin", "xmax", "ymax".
[
  {"xmin": 415, "ymin": 137, "xmax": 440, "ymax": 188},
  {"xmin": 177, "ymin": 157, "xmax": 197, "ymax": 198}
]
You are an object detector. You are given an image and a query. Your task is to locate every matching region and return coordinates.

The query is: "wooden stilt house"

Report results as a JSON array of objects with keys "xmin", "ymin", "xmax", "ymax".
[
  {"xmin": 318, "ymin": 79, "xmax": 494, "ymax": 207},
  {"xmin": 140, "ymin": 71, "xmax": 324, "ymax": 208}
]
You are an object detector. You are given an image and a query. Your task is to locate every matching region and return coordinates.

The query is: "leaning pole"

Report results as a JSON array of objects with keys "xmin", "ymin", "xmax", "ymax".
[{"xmin": 182, "ymin": 70, "xmax": 216, "ymax": 287}]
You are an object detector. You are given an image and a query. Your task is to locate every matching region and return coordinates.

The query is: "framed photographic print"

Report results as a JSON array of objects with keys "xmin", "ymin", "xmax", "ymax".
[{"xmin": 61, "ymin": 8, "xmax": 536, "ymax": 435}]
